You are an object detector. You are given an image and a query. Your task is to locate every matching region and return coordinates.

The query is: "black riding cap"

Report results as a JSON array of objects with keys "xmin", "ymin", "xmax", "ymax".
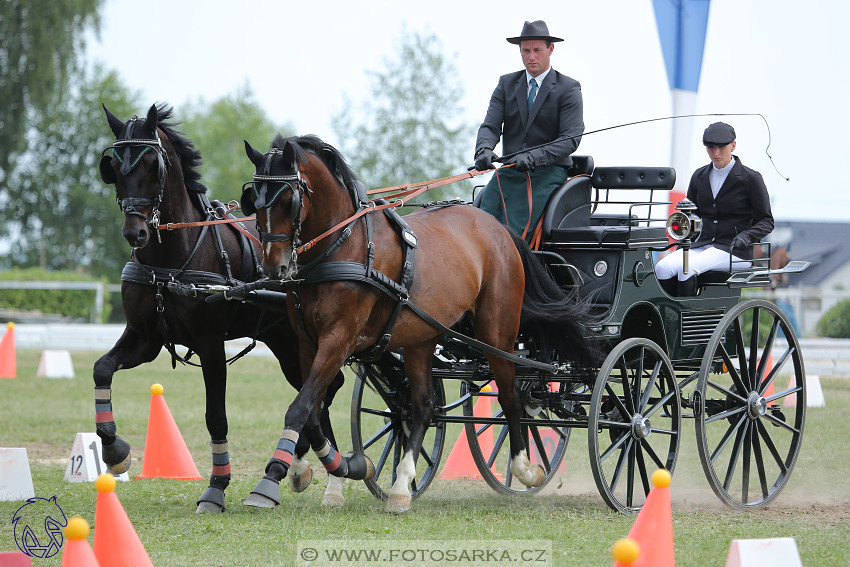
[
  {"xmin": 703, "ymin": 122, "xmax": 736, "ymax": 146},
  {"xmin": 507, "ymin": 20, "xmax": 563, "ymax": 44}
]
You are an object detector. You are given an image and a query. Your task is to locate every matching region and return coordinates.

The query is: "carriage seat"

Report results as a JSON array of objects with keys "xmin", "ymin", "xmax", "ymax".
[
  {"xmin": 545, "ymin": 166, "xmax": 675, "ymax": 245},
  {"xmin": 471, "ymin": 155, "xmax": 594, "ymax": 209}
]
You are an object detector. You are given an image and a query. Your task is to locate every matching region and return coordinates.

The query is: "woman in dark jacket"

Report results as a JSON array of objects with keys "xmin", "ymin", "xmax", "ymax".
[{"xmin": 655, "ymin": 122, "xmax": 774, "ymax": 296}]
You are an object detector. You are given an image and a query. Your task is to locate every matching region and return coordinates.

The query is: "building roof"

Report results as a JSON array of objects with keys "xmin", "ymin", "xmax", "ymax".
[{"xmin": 768, "ymin": 221, "xmax": 850, "ymax": 287}]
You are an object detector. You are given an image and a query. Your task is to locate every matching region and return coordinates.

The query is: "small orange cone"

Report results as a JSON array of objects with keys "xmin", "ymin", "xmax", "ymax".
[
  {"xmin": 0, "ymin": 322, "xmax": 17, "ymax": 379},
  {"xmin": 61, "ymin": 516, "xmax": 101, "ymax": 567},
  {"xmin": 93, "ymin": 474, "xmax": 154, "ymax": 567},
  {"xmin": 135, "ymin": 384, "xmax": 202, "ymax": 480},
  {"xmin": 763, "ymin": 352, "xmax": 774, "ymax": 398},
  {"xmin": 440, "ymin": 384, "xmax": 498, "ymax": 480},
  {"xmin": 612, "ymin": 469, "xmax": 675, "ymax": 567}
]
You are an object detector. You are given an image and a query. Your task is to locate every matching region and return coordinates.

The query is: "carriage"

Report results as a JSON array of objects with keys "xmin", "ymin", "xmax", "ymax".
[
  {"xmin": 348, "ymin": 157, "xmax": 809, "ymax": 514},
  {"xmin": 99, "ymin": 105, "xmax": 808, "ymax": 515}
]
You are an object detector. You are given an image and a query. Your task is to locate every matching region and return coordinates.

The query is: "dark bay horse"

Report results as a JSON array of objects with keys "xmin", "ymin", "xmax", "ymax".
[
  {"xmin": 241, "ymin": 134, "xmax": 593, "ymax": 513},
  {"xmin": 96, "ymin": 104, "xmax": 347, "ymax": 512}
]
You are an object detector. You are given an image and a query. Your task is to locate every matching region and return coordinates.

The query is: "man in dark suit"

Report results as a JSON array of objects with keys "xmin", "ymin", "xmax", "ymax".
[
  {"xmin": 473, "ymin": 20, "xmax": 584, "ymax": 242},
  {"xmin": 655, "ymin": 122, "xmax": 774, "ymax": 296}
]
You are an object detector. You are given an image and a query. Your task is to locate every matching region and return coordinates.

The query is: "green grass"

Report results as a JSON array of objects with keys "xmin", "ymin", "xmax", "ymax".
[{"xmin": 1, "ymin": 349, "xmax": 849, "ymax": 566}]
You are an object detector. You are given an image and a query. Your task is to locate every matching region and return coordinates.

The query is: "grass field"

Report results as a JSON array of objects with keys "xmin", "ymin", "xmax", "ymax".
[{"xmin": 1, "ymin": 348, "xmax": 848, "ymax": 566}]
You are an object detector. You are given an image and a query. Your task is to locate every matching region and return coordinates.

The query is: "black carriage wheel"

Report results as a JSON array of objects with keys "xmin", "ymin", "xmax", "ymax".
[
  {"xmin": 694, "ymin": 299, "xmax": 805, "ymax": 510},
  {"xmin": 461, "ymin": 380, "xmax": 571, "ymax": 495},
  {"xmin": 588, "ymin": 337, "xmax": 681, "ymax": 513},
  {"xmin": 350, "ymin": 372, "xmax": 446, "ymax": 501}
]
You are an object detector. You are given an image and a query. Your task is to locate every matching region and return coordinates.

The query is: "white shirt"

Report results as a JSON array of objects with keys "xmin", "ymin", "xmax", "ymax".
[
  {"xmin": 709, "ymin": 157, "xmax": 735, "ymax": 198},
  {"xmin": 526, "ymin": 67, "xmax": 551, "ymax": 96}
]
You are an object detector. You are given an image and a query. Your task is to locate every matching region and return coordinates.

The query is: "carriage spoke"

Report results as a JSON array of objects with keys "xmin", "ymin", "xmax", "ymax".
[
  {"xmin": 705, "ymin": 405, "xmax": 747, "ymax": 425},
  {"xmin": 643, "ymin": 388, "xmax": 677, "ymax": 419},
  {"xmin": 741, "ymin": 422, "xmax": 753, "ymax": 502},
  {"xmin": 635, "ymin": 442, "xmax": 651, "ymax": 497},
  {"xmin": 762, "ymin": 410, "xmax": 801, "ymax": 434},
  {"xmin": 710, "ymin": 414, "xmax": 746, "ymax": 465},
  {"xmin": 633, "ymin": 348, "xmax": 646, "ymax": 410},
  {"xmin": 605, "ymin": 382, "xmax": 633, "ymax": 420},
  {"xmin": 723, "ymin": 421, "xmax": 749, "ymax": 491},
  {"xmin": 640, "ymin": 438, "xmax": 666, "ymax": 470},
  {"xmin": 392, "ymin": 430, "xmax": 403, "ymax": 485},
  {"xmin": 600, "ymin": 431, "xmax": 630, "ymax": 463},
  {"xmin": 747, "ymin": 308, "xmax": 761, "ymax": 389},
  {"xmin": 373, "ymin": 428, "xmax": 396, "ymax": 482},
  {"xmin": 487, "ymin": 425, "xmax": 509, "ymax": 470},
  {"xmin": 755, "ymin": 317, "xmax": 779, "ymax": 385},
  {"xmin": 475, "ymin": 408, "xmax": 504, "ymax": 437},
  {"xmin": 529, "ymin": 426, "xmax": 551, "ymax": 472},
  {"xmin": 638, "ymin": 359, "xmax": 662, "ymax": 410},
  {"xmin": 751, "ymin": 425, "xmax": 769, "ymax": 499},
  {"xmin": 626, "ymin": 439, "xmax": 637, "ymax": 508},
  {"xmin": 362, "ymin": 420, "xmax": 394, "ymax": 451},
  {"xmin": 617, "ymin": 358, "xmax": 637, "ymax": 415},
  {"xmin": 760, "ymin": 345, "xmax": 793, "ymax": 398},
  {"xmin": 756, "ymin": 419, "xmax": 790, "ymax": 475},
  {"xmin": 718, "ymin": 328, "xmax": 749, "ymax": 400},
  {"xmin": 609, "ymin": 438, "xmax": 632, "ymax": 494}
]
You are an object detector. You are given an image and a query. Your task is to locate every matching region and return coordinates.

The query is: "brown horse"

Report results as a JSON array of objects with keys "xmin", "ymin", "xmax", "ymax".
[
  {"xmin": 97, "ymin": 105, "xmax": 347, "ymax": 512},
  {"xmin": 241, "ymin": 134, "xmax": 593, "ymax": 512}
]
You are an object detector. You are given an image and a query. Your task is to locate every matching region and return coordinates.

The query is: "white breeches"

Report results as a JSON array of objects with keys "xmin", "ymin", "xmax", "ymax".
[{"xmin": 655, "ymin": 246, "xmax": 750, "ymax": 280}]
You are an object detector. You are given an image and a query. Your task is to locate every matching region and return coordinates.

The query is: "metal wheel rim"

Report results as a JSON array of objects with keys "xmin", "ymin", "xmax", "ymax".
[
  {"xmin": 694, "ymin": 299, "xmax": 806, "ymax": 510},
  {"xmin": 460, "ymin": 380, "xmax": 570, "ymax": 495},
  {"xmin": 351, "ymin": 374, "xmax": 446, "ymax": 501},
  {"xmin": 588, "ymin": 337, "xmax": 681, "ymax": 513}
]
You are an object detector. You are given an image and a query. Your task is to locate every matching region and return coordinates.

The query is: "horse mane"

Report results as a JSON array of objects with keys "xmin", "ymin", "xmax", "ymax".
[
  {"xmin": 154, "ymin": 103, "xmax": 207, "ymax": 196},
  {"xmin": 270, "ymin": 133, "xmax": 359, "ymax": 191}
]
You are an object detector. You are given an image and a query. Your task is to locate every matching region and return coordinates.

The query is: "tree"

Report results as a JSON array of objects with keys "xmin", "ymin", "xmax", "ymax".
[
  {"xmin": 179, "ymin": 85, "xmax": 295, "ymax": 205},
  {"xmin": 331, "ymin": 29, "xmax": 474, "ymax": 202},
  {"xmin": 0, "ymin": 0, "xmax": 103, "ymax": 181},
  {"xmin": 0, "ymin": 65, "xmax": 142, "ymax": 279},
  {"xmin": 816, "ymin": 299, "xmax": 850, "ymax": 338}
]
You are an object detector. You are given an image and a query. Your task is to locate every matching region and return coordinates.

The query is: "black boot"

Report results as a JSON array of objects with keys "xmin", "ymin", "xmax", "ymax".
[
  {"xmin": 677, "ymin": 276, "xmax": 698, "ymax": 296},
  {"xmin": 658, "ymin": 277, "xmax": 677, "ymax": 296}
]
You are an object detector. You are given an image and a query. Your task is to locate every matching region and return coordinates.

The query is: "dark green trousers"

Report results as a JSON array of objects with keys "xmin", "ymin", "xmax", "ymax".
[{"xmin": 478, "ymin": 166, "xmax": 568, "ymax": 240}]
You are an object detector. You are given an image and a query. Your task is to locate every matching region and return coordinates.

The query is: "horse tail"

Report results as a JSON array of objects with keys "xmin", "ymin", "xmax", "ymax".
[{"xmin": 508, "ymin": 230, "xmax": 602, "ymax": 368}]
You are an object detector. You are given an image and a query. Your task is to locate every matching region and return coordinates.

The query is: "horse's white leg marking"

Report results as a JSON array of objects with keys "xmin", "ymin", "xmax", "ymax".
[
  {"xmin": 386, "ymin": 450, "xmax": 415, "ymax": 513},
  {"xmin": 288, "ymin": 456, "xmax": 314, "ymax": 493},
  {"xmin": 322, "ymin": 475, "xmax": 345, "ymax": 507},
  {"xmin": 510, "ymin": 452, "xmax": 545, "ymax": 487}
]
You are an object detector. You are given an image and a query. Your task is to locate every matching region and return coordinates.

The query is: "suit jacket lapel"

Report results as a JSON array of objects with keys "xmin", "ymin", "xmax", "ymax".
[
  {"xmin": 514, "ymin": 74, "xmax": 528, "ymax": 129},
  {"xmin": 522, "ymin": 69, "xmax": 557, "ymax": 140},
  {"xmin": 715, "ymin": 157, "xmax": 742, "ymax": 199}
]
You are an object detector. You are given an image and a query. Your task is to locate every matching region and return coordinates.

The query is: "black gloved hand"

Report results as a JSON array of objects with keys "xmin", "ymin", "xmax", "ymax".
[
  {"xmin": 512, "ymin": 152, "xmax": 536, "ymax": 172},
  {"xmin": 474, "ymin": 149, "xmax": 497, "ymax": 171},
  {"xmin": 730, "ymin": 235, "xmax": 749, "ymax": 250}
]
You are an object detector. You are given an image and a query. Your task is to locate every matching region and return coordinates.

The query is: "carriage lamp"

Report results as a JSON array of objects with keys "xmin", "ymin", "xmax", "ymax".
[
  {"xmin": 666, "ymin": 198, "xmax": 702, "ymax": 241},
  {"xmin": 593, "ymin": 260, "xmax": 608, "ymax": 277}
]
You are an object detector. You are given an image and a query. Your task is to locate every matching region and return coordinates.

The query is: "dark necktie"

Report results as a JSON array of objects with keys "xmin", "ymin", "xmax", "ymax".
[{"xmin": 528, "ymin": 78, "xmax": 538, "ymax": 114}]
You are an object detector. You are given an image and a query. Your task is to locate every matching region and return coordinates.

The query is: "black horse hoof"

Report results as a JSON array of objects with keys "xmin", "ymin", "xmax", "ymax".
[
  {"xmin": 196, "ymin": 486, "xmax": 226, "ymax": 513},
  {"xmin": 101, "ymin": 435, "xmax": 132, "ymax": 475}
]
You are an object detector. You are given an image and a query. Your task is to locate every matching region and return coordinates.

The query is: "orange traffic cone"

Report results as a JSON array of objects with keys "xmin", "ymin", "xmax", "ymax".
[
  {"xmin": 611, "ymin": 469, "xmax": 675, "ymax": 567},
  {"xmin": 0, "ymin": 322, "xmax": 17, "ymax": 379},
  {"xmin": 61, "ymin": 516, "xmax": 101, "ymax": 567},
  {"xmin": 440, "ymin": 384, "xmax": 497, "ymax": 480},
  {"xmin": 93, "ymin": 474, "xmax": 153, "ymax": 567},
  {"xmin": 763, "ymin": 352, "xmax": 774, "ymax": 398},
  {"xmin": 135, "ymin": 384, "xmax": 202, "ymax": 480}
]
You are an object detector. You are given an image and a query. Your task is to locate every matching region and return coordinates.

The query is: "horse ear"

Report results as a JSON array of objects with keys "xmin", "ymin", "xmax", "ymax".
[
  {"xmin": 99, "ymin": 155, "xmax": 116, "ymax": 184},
  {"xmin": 281, "ymin": 140, "xmax": 297, "ymax": 170},
  {"xmin": 102, "ymin": 103, "xmax": 124, "ymax": 137},
  {"xmin": 146, "ymin": 104, "xmax": 158, "ymax": 132},
  {"xmin": 244, "ymin": 140, "xmax": 264, "ymax": 167}
]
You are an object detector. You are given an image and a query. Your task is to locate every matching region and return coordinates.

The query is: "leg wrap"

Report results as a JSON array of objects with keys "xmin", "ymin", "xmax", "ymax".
[
  {"xmin": 265, "ymin": 428, "xmax": 298, "ymax": 476},
  {"xmin": 95, "ymin": 388, "xmax": 116, "ymax": 437},
  {"xmin": 316, "ymin": 439, "xmax": 349, "ymax": 478},
  {"xmin": 210, "ymin": 439, "xmax": 231, "ymax": 479}
]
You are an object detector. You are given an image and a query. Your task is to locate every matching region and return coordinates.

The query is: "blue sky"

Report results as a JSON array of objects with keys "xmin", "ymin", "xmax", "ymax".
[{"xmin": 87, "ymin": 0, "xmax": 850, "ymax": 220}]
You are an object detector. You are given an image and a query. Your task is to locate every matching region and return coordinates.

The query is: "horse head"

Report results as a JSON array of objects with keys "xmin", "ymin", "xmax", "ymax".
[
  {"xmin": 100, "ymin": 103, "xmax": 170, "ymax": 249},
  {"xmin": 242, "ymin": 138, "xmax": 311, "ymax": 280}
]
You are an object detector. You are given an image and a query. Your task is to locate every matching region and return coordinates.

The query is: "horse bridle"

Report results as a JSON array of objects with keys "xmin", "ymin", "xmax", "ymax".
[
  {"xmin": 241, "ymin": 148, "xmax": 312, "ymax": 277},
  {"xmin": 101, "ymin": 116, "xmax": 170, "ymax": 230}
]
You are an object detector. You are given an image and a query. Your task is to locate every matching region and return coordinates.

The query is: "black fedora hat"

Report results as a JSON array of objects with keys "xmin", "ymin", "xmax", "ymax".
[{"xmin": 507, "ymin": 20, "xmax": 563, "ymax": 44}]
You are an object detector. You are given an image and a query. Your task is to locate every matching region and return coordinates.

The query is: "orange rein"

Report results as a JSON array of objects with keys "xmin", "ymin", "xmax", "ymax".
[{"xmin": 156, "ymin": 166, "xmax": 501, "ymax": 254}]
